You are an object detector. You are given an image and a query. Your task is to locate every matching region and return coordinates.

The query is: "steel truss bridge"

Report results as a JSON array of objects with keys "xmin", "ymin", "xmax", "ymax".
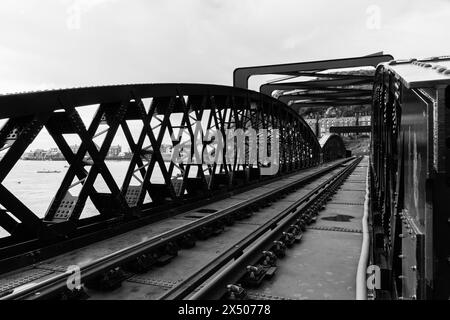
[
  {"xmin": 0, "ymin": 54, "xmax": 449, "ymax": 300},
  {"xmin": 0, "ymin": 84, "xmax": 320, "ymax": 252}
]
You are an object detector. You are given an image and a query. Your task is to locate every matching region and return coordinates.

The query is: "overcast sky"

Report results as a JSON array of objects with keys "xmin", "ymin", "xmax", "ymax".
[
  {"xmin": 0, "ymin": 0, "xmax": 449, "ymax": 150},
  {"xmin": 1, "ymin": 0, "xmax": 449, "ymax": 93}
]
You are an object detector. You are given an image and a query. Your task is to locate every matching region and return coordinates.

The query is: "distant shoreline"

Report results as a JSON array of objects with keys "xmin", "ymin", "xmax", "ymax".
[
  {"xmin": 20, "ymin": 158, "xmax": 132, "ymax": 161},
  {"xmin": 20, "ymin": 154, "xmax": 173, "ymax": 162}
]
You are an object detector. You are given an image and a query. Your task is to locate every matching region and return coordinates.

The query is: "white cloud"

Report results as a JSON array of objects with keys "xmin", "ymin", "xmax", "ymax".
[{"xmin": 0, "ymin": 0, "xmax": 448, "ymax": 94}]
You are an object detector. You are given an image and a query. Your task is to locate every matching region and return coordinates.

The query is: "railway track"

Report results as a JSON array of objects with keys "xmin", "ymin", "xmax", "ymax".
[
  {"xmin": 0, "ymin": 157, "xmax": 360, "ymax": 300},
  {"xmin": 161, "ymin": 157, "xmax": 362, "ymax": 300}
]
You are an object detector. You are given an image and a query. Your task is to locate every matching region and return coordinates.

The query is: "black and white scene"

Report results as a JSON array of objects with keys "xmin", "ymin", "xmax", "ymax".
[{"xmin": 0, "ymin": 0, "xmax": 449, "ymax": 307}]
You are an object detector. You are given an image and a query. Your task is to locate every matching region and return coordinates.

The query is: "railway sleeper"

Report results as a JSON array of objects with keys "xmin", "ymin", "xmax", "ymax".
[
  {"xmin": 261, "ymin": 199, "xmax": 272, "ymax": 208},
  {"xmin": 234, "ymin": 207, "xmax": 254, "ymax": 220},
  {"xmin": 281, "ymin": 232, "xmax": 296, "ymax": 247},
  {"xmin": 226, "ymin": 284, "xmax": 248, "ymax": 300},
  {"xmin": 229, "ymin": 251, "xmax": 279, "ymax": 295},
  {"xmin": 123, "ymin": 252, "xmax": 157, "ymax": 273},
  {"xmin": 194, "ymin": 222, "xmax": 225, "ymax": 240},
  {"xmin": 195, "ymin": 226, "xmax": 215, "ymax": 240},
  {"xmin": 271, "ymin": 241, "xmax": 286, "ymax": 258},
  {"xmin": 155, "ymin": 242, "xmax": 179, "ymax": 266},
  {"xmin": 278, "ymin": 192, "xmax": 288, "ymax": 199},
  {"xmin": 59, "ymin": 286, "xmax": 89, "ymax": 300},
  {"xmin": 261, "ymin": 251, "xmax": 277, "ymax": 266},
  {"xmin": 85, "ymin": 267, "xmax": 127, "ymax": 291},
  {"xmin": 297, "ymin": 218, "xmax": 307, "ymax": 231},
  {"xmin": 177, "ymin": 234, "xmax": 196, "ymax": 249},
  {"xmin": 309, "ymin": 216, "xmax": 318, "ymax": 224},
  {"xmin": 242, "ymin": 264, "xmax": 277, "ymax": 287},
  {"xmin": 222, "ymin": 215, "xmax": 235, "ymax": 226},
  {"xmin": 211, "ymin": 221, "xmax": 225, "ymax": 236},
  {"xmin": 303, "ymin": 210, "xmax": 316, "ymax": 225},
  {"xmin": 288, "ymin": 225, "xmax": 303, "ymax": 242}
]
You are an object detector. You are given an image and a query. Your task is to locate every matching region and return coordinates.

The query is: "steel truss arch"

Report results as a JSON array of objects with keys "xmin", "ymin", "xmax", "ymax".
[{"xmin": 0, "ymin": 83, "xmax": 320, "ymax": 246}]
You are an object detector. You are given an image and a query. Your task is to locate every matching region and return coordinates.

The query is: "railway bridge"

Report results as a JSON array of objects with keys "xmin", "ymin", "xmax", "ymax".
[{"xmin": 0, "ymin": 54, "xmax": 449, "ymax": 300}]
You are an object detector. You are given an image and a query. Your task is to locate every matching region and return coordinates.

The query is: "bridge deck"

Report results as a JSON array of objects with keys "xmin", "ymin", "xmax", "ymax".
[
  {"xmin": 85, "ymin": 166, "xmax": 348, "ymax": 299},
  {"xmin": 0, "ymin": 160, "xmax": 345, "ymax": 297},
  {"xmin": 247, "ymin": 157, "xmax": 368, "ymax": 299}
]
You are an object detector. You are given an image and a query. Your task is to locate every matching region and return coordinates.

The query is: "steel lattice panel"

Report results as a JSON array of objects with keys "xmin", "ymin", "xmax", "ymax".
[{"xmin": 0, "ymin": 83, "xmax": 320, "ymax": 249}]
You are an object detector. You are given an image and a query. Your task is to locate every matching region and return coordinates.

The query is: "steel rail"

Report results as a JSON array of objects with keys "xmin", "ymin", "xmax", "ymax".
[
  {"xmin": 159, "ymin": 157, "xmax": 359, "ymax": 300},
  {"xmin": 1, "ymin": 158, "xmax": 351, "ymax": 300},
  {"xmin": 186, "ymin": 157, "xmax": 362, "ymax": 300}
]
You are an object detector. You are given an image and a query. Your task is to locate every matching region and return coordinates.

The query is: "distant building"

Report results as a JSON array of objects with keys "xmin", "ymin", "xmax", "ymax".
[
  {"xmin": 46, "ymin": 147, "xmax": 64, "ymax": 160},
  {"xmin": 21, "ymin": 144, "xmax": 153, "ymax": 161},
  {"xmin": 23, "ymin": 149, "xmax": 46, "ymax": 160},
  {"xmin": 123, "ymin": 151, "xmax": 133, "ymax": 159},
  {"xmin": 108, "ymin": 145, "xmax": 122, "ymax": 158},
  {"xmin": 160, "ymin": 144, "xmax": 173, "ymax": 154},
  {"xmin": 306, "ymin": 115, "xmax": 371, "ymax": 138}
]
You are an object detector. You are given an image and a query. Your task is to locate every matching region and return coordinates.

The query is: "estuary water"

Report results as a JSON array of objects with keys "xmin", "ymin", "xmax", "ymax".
[{"xmin": 1, "ymin": 160, "xmax": 165, "ymax": 238}]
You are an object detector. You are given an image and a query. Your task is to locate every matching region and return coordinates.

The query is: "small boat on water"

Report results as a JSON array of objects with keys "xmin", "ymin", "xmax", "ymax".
[{"xmin": 36, "ymin": 170, "xmax": 61, "ymax": 173}]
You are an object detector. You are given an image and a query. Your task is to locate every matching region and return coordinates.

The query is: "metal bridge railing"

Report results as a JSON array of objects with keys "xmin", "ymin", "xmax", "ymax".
[{"xmin": 0, "ymin": 83, "xmax": 320, "ymax": 247}]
